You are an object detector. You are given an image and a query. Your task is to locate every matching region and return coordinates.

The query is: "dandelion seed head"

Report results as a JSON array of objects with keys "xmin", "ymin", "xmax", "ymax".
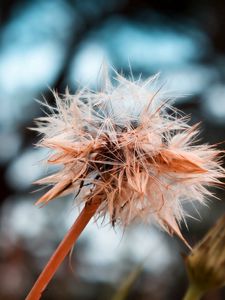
[{"xmin": 34, "ymin": 68, "xmax": 224, "ymax": 242}]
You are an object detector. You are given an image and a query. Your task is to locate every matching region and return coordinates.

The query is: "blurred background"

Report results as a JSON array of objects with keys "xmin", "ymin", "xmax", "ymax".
[{"xmin": 0, "ymin": 0, "xmax": 225, "ymax": 299}]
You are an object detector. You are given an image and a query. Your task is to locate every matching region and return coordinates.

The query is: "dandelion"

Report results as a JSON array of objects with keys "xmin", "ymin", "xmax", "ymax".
[
  {"xmin": 26, "ymin": 69, "xmax": 224, "ymax": 299},
  {"xmin": 183, "ymin": 214, "xmax": 225, "ymax": 300}
]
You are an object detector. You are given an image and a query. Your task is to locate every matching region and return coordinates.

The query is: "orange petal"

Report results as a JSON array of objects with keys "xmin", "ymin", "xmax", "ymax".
[
  {"xmin": 156, "ymin": 149, "xmax": 206, "ymax": 174},
  {"xmin": 35, "ymin": 178, "xmax": 72, "ymax": 205},
  {"xmin": 162, "ymin": 215, "xmax": 191, "ymax": 250}
]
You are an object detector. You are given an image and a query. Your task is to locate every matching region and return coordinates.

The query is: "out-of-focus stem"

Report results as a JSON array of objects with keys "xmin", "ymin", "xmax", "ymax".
[
  {"xmin": 26, "ymin": 198, "xmax": 101, "ymax": 300},
  {"xmin": 183, "ymin": 284, "xmax": 204, "ymax": 300},
  {"xmin": 111, "ymin": 263, "xmax": 143, "ymax": 300}
]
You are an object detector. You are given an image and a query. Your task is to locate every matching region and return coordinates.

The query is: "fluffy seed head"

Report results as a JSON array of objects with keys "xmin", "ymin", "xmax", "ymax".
[{"xmin": 34, "ymin": 69, "xmax": 224, "ymax": 243}]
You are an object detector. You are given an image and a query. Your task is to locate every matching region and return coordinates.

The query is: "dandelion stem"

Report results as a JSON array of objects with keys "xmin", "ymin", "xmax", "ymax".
[
  {"xmin": 25, "ymin": 198, "xmax": 101, "ymax": 300},
  {"xmin": 183, "ymin": 284, "xmax": 204, "ymax": 300}
]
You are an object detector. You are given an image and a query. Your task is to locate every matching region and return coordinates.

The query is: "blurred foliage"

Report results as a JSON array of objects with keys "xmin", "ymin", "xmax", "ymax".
[
  {"xmin": 112, "ymin": 262, "xmax": 144, "ymax": 300},
  {"xmin": 184, "ymin": 214, "xmax": 225, "ymax": 300}
]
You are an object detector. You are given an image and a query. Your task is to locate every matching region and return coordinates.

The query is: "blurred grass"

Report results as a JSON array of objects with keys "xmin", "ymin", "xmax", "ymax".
[{"xmin": 111, "ymin": 262, "xmax": 144, "ymax": 300}]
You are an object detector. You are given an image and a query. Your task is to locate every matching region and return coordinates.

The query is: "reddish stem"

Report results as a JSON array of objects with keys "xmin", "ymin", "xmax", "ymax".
[{"xmin": 26, "ymin": 198, "xmax": 101, "ymax": 300}]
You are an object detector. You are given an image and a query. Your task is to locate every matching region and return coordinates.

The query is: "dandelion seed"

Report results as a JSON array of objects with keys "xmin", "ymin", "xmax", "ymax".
[{"xmin": 26, "ymin": 68, "xmax": 224, "ymax": 299}]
